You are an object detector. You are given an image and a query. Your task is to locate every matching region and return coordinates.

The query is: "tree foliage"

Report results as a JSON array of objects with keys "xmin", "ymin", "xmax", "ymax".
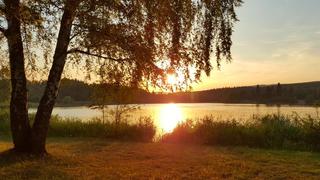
[
  {"xmin": 1, "ymin": 0, "xmax": 242, "ymax": 90},
  {"xmin": 0, "ymin": 0, "xmax": 242, "ymax": 154}
]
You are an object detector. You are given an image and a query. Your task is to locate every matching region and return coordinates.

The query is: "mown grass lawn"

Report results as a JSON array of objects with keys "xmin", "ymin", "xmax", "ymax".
[{"xmin": 1, "ymin": 138, "xmax": 320, "ymax": 179}]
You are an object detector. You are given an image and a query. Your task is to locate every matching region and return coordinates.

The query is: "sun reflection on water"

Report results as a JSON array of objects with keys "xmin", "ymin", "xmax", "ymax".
[{"xmin": 158, "ymin": 103, "xmax": 184, "ymax": 133}]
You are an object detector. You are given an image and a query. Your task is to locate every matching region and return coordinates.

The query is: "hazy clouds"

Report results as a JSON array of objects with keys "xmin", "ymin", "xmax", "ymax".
[{"xmin": 195, "ymin": 0, "xmax": 320, "ymax": 90}]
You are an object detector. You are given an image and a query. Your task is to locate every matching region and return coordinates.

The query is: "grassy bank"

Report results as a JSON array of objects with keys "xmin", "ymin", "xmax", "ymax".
[
  {"xmin": 1, "ymin": 108, "xmax": 320, "ymax": 151},
  {"xmin": 0, "ymin": 138, "xmax": 320, "ymax": 179},
  {"xmin": 0, "ymin": 109, "xmax": 155, "ymax": 142},
  {"xmin": 162, "ymin": 114, "xmax": 320, "ymax": 151}
]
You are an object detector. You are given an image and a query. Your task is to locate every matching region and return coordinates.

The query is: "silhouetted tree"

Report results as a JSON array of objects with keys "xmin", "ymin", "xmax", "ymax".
[
  {"xmin": 0, "ymin": 0, "xmax": 242, "ymax": 154},
  {"xmin": 277, "ymin": 83, "xmax": 282, "ymax": 96},
  {"xmin": 90, "ymin": 82, "xmax": 139, "ymax": 125},
  {"xmin": 255, "ymin": 85, "xmax": 260, "ymax": 103}
]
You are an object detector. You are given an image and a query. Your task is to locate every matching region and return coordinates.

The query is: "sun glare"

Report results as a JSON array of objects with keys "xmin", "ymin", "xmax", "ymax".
[
  {"xmin": 167, "ymin": 74, "xmax": 177, "ymax": 85},
  {"xmin": 159, "ymin": 104, "xmax": 183, "ymax": 133}
]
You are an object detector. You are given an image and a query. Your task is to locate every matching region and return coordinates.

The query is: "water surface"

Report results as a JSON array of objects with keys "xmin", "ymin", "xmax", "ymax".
[{"xmin": 30, "ymin": 103, "xmax": 319, "ymax": 133}]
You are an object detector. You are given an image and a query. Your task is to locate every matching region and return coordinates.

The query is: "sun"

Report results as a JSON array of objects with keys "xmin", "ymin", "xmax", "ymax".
[
  {"xmin": 159, "ymin": 104, "xmax": 183, "ymax": 133},
  {"xmin": 166, "ymin": 71, "xmax": 186, "ymax": 87},
  {"xmin": 167, "ymin": 74, "xmax": 177, "ymax": 85}
]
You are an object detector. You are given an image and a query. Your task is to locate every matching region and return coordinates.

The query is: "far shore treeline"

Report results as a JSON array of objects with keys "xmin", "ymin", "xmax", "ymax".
[{"xmin": 1, "ymin": 79, "xmax": 320, "ymax": 106}]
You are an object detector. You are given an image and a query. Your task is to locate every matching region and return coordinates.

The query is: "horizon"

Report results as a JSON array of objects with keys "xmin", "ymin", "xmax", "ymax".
[
  {"xmin": 18, "ymin": 78, "xmax": 320, "ymax": 92},
  {"xmin": 193, "ymin": 80, "xmax": 320, "ymax": 92},
  {"xmin": 193, "ymin": 0, "xmax": 320, "ymax": 91}
]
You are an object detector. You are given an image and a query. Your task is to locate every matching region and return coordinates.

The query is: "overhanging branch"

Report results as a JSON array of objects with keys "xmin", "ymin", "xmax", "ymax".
[
  {"xmin": 67, "ymin": 48, "xmax": 163, "ymax": 73},
  {"xmin": 67, "ymin": 48, "xmax": 131, "ymax": 62}
]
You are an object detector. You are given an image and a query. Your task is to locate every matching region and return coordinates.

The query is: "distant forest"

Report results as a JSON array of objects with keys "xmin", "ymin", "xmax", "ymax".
[{"xmin": 1, "ymin": 79, "xmax": 320, "ymax": 106}]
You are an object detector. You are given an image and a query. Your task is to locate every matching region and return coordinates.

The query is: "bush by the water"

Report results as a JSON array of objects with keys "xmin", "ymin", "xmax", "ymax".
[
  {"xmin": 0, "ymin": 109, "xmax": 156, "ymax": 142},
  {"xmin": 161, "ymin": 114, "xmax": 320, "ymax": 151},
  {"xmin": 2, "ymin": 108, "xmax": 320, "ymax": 151},
  {"xmin": 49, "ymin": 116, "xmax": 156, "ymax": 142}
]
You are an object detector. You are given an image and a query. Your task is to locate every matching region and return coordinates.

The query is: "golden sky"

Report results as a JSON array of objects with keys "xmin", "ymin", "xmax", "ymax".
[{"xmin": 193, "ymin": 0, "xmax": 320, "ymax": 91}]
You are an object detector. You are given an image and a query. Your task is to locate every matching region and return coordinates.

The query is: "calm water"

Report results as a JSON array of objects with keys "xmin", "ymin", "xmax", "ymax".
[{"xmin": 30, "ymin": 103, "xmax": 319, "ymax": 133}]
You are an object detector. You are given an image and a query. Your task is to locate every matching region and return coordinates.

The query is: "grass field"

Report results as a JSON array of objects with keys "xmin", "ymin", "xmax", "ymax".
[{"xmin": 1, "ymin": 138, "xmax": 320, "ymax": 179}]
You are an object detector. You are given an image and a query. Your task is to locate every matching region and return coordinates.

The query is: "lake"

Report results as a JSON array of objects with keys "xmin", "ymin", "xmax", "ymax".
[{"xmin": 30, "ymin": 103, "xmax": 319, "ymax": 133}]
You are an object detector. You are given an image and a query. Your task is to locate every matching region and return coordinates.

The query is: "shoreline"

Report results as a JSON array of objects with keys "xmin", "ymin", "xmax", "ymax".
[{"xmin": 0, "ymin": 102, "xmax": 317, "ymax": 108}]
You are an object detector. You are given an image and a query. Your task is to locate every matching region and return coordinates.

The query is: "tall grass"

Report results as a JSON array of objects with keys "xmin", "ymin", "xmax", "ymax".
[
  {"xmin": 161, "ymin": 114, "xmax": 320, "ymax": 151},
  {"xmin": 2, "ymin": 107, "xmax": 320, "ymax": 151},
  {"xmin": 48, "ymin": 116, "xmax": 156, "ymax": 142},
  {"xmin": 0, "ymin": 109, "xmax": 156, "ymax": 142}
]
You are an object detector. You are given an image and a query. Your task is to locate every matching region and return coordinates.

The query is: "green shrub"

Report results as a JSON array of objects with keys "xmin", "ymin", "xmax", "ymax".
[
  {"xmin": 161, "ymin": 114, "xmax": 320, "ymax": 151},
  {"xmin": 48, "ymin": 116, "xmax": 156, "ymax": 142},
  {"xmin": 2, "ymin": 109, "xmax": 320, "ymax": 151},
  {"xmin": 0, "ymin": 112, "xmax": 156, "ymax": 142}
]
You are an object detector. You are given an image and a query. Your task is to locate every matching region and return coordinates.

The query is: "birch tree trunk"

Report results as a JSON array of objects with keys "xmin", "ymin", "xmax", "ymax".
[
  {"xmin": 5, "ymin": 0, "xmax": 31, "ymax": 152},
  {"xmin": 31, "ymin": 0, "xmax": 79, "ymax": 154}
]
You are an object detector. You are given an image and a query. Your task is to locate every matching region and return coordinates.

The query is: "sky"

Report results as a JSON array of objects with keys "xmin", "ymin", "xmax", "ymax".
[{"xmin": 194, "ymin": 0, "xmax": 320, "ymax": 91}]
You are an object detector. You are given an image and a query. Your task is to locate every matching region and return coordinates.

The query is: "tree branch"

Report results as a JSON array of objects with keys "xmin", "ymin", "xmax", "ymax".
[
  {"xmin": 67, "ymin": 48, "xmax": 131, "ymax": 62},
  {"xmin": 67, "ymin": 49, "xmax": 163, "ymax": 74},
  {"xmin": 69, "ymin": 31, "xmax": 80, "ymax": 41}
]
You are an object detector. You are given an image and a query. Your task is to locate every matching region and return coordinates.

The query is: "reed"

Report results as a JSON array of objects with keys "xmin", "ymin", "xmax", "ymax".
[
  {"xmin": 161, "ymin": 114, "xmax": 320, "ymax": 151},
  {"xmin": 0, "ymin": 109, "xmax": 156, "ymax": 142},
  {"xmin": 2, "ymin": 108, "xmax": 320, "ymax": 151}
]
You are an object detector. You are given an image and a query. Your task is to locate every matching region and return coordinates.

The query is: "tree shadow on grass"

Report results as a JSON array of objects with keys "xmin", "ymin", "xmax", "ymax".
[
  {"xmin": 0, "ymin": 149, "xmax": 72, "ymax": 179},
  {"xmin": 0, "ymin": 148, "xmax": 49, "ymax": 167}
]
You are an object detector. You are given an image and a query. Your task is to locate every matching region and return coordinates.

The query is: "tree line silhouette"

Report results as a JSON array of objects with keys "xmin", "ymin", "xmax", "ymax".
[{"xmin": 1, "ymin": 79, "xmax": 319, "ymax": 106}]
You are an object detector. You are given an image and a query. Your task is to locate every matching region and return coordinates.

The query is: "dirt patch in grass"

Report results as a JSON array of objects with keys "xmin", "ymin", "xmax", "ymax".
[{"xmin": 1, "ymin": 138, "xmax": 320, "ymax": 179}]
